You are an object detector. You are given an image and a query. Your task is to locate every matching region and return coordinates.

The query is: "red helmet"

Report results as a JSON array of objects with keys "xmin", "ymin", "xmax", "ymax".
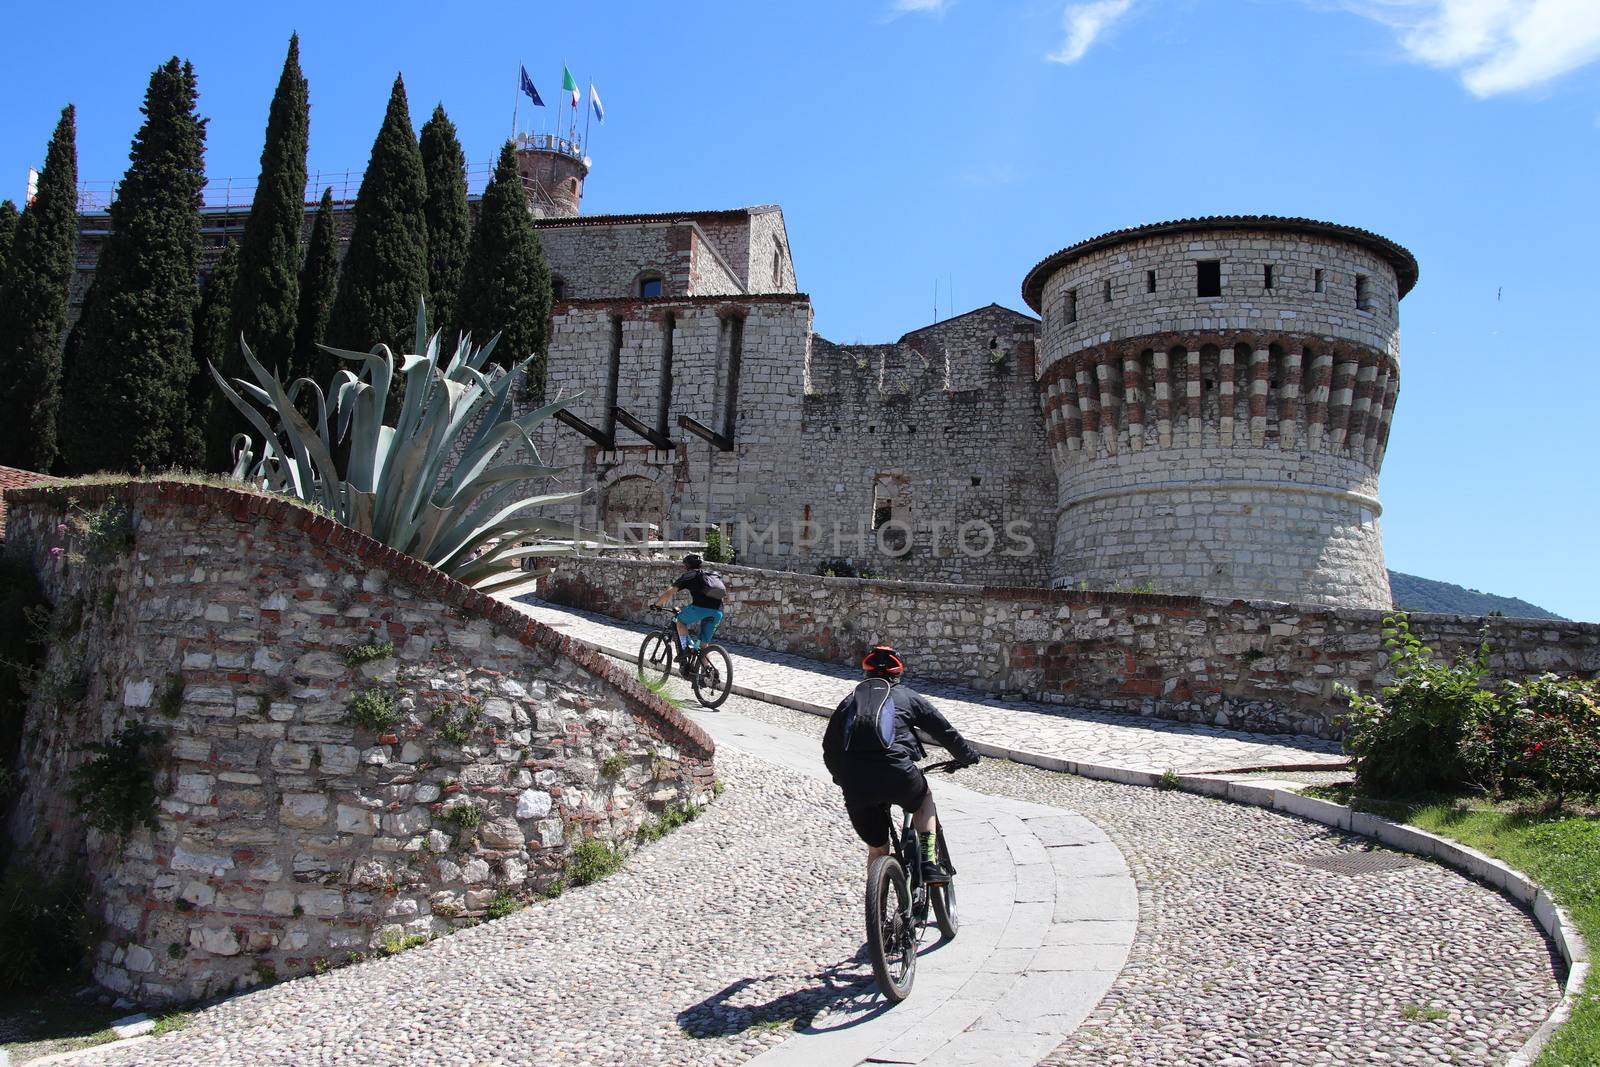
[{"xmin": 861, "ymin": 644, "xmax": 904, "ymax": 676}]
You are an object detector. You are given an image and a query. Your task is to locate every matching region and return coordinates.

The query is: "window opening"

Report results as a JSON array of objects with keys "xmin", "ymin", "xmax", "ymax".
[
  {"xmin": 1355, "ymin": 274, "xmax": 1370, "ymax": 310},
  {"xmin": 1103, "ymin": 279, "xmax": 1112, "ymax": 303},
  {"xmin": 638, "ymin": 274, "xmax": 664, "ymax": 298},
  {"xmin": 1146, "ymin": 270, "xmax": 1156, "ymax": 293},
  {"xmin": 1065, "ymin": 288, "xmax": 1078, "ymax": 323},
  {"xmin": 1314, "ymin": 268, "xmax": 1325, "ymax": 294},
  {"xmin": 1263, "ymin": 264, "xmax": 1274, "ymax": 290},
  {"xmin": 1196, "ymin": 260, "xmax": 1221, "ymax": 297}
]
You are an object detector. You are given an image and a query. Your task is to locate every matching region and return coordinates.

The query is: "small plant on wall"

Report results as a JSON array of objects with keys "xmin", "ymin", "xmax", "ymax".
[
  {"xmin": 68, "ymin": 721, "xmax": 166, "ymax": 844},
  {"xmin": 348, "ymin": 688, "xmax": 399, "ymax": 733}
]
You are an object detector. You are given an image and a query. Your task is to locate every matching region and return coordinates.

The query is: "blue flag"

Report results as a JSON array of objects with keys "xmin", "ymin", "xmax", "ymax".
[
  {"xmin": 590, "ymin": 81, "xmax": 605, "ymax": 124},
  {"xmin": 519, "ymin": 66, "xmax": 544, "ymax": 106}
]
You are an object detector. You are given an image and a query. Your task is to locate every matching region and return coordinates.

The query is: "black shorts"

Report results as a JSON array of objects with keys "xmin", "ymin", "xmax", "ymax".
[{"xmin": 840, "ymin": 763, "xmax": 930, "ymax": 848}]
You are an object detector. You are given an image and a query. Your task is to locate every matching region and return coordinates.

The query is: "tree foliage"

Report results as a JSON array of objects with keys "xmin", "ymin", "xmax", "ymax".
[
  {"xmin": 289, "ymin": 186, "xmax": 339, "ymax": 384},
  {"xmin": 0, "ymin": 200, "xmax": 18, "ymax": 267},
  {"xmin": 60, "ymin": 59, "xmax": 206, "ymax": 474},
  {"xmin": 0, "ymin": 107, "xmax": 78, "ymax": 471},
  {"xmin": 419, "ymin": 104, "xmax": 469, "ymax": 337},
  {"xmin": 193, "ymin": 240, "xmax": 240, "ymax": 470},
  {"xmin": 228, "ymin": 34, "xmax": 308, "ymax": 378},
  {"xmin": 326, "ymin": 75, "xmax": 428, "ymax": 355},
  {"xmin": 457, "ymin": 140, "xmax": 552, "ymax": 394}
]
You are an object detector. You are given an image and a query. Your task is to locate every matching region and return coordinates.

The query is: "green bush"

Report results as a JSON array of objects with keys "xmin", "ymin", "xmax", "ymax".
[
  {"xmin": 349, "ymin": 688, "xmax": 399, "ymax": 732},
  {"xmin": 1339, "ymin": 613, "xmax": 1494, "ymax": 796},
  {"xmin": 441, "ymin": 803, "xmax": 481, "ymax": 831},
  {"xmin": 1462, "ymin": 674, "xmax": 1600, "ymax": 805},
  {"xmin": 485, "ymin": 892, "xmax": 521, "ymax": 919},
  {"xmin": 0, "ymin": 866, "xmax": 95, "ymax": 991},
  {"xmin": 68, "ymin": 721, "xmax": 165, "ymax": 842},
  {"xmin": 567, "ymin": 838, "xmax": 623, "ymax": 886},
  {"xmin": 702, "ymin": 528, "xmax": 733, "ymax": 565},
  {"xmin": 342, "ymin": 641, "xmax": 394, "ymax": 668},
  {"xmin": 435, "ymin": 703, "xmax": 479, "ymax": 745}
]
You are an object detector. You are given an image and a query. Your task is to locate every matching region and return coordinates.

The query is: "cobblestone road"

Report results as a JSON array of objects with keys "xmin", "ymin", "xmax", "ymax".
[{"xmin": 511, "ymin": 597, "xmax": 1345, "ymax": 774}]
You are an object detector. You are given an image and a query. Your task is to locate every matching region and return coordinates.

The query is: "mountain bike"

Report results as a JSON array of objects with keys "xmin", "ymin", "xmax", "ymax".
[
  {"xmin": 637, "ymin": 607, "xmax": 734, "ymax": 708},
  {"xmin": 865, "ymin": 759, "xmax": 962, "ymax": 1003}
]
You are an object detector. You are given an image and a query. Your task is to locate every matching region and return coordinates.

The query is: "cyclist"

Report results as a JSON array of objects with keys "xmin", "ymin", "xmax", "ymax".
[
  {"xmin": 822, "ymin": 645, "xmax": 980, "ymax": 885},
  {"xmin": 649, "ymin": 553, "xmax": 727, "ymax": 678}
]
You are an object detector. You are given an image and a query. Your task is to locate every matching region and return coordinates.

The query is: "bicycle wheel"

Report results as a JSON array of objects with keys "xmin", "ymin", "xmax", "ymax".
[
  {"xmin": 637, "ymin": 631, "xmax": 674, "ymax": 687},
  {"xmin": 931, "ymin": 829, "xmax": 959, "ymax": 940},
  {"xmin": 865, "ymin": 855, "xmax": 916, "ymax": 1003},
  {"xmin": 691, "ymin": 644, "xmax": 733, "ymax": 709}
]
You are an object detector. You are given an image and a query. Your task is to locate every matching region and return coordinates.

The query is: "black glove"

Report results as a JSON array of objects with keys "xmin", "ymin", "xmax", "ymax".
[{"xmin": 959, "ymin": 753, "xmax": 981, "ymax": 770}]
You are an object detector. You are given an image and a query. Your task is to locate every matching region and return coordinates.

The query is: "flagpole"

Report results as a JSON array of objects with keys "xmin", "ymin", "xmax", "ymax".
[
  {"xmin": 511, "ymin": 65, "xmax": 520, "ymax": 140},
  {"xmin": 556, "ymin": 61, "xmax": 566, "ymax": 149}
]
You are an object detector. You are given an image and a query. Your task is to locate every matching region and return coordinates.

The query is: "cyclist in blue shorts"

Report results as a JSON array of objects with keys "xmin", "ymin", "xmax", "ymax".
[{"xmin": 650, "ymin": 553, "xmax": 727, "ymax": 678}]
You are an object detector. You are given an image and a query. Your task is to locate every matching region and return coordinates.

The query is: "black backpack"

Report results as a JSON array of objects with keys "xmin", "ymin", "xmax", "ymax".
[
  {"xmin": 841, "ymin": 678, "xmax": 896, "ymax": 751},
  {"xmin": 700, "ymin": 571, "xmax": 727, "ymax": 603}
]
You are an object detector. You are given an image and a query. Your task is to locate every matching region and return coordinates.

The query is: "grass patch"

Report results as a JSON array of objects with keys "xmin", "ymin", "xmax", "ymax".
[
  {"xmin": 567, "ymin": 839, "xmax": 624, "ymax": 887},
  {"xmin": 435, "ymin": 703, "xmax": 480, "ymax": 745},
  {"xmin": 151, "ymin": 1011, "xmax": 190, "ymax": 1037},
  {"xmin": 485, "ymin": 892, "xmax": 522, "ymax": 919},
  {"xmin": 348, "ymin": 688, "xmax": 399, "ymax": 733},
  {"xmin": 638, "ymin": 801, "xmax": 703, "ymax": 844},
  {"xmin": 1399, "ymin": 1003, "xmax": 1450, "ymax": 1022},
  {"xmin": 599, "ymin": 753, "xmax": 626, "ymax": 778},
  {"xmin": 441, "ymin": 803, "xmax": 482, "ymax": 832},
  {"xmin": 1156, "ymin": 767, "xmax": 1180, "ymax": 791},
  {"xmin": 378, "ymin": 929, "xmax": 430, "ymax": 957},
  {"xmin": 1307, "ymin": 786, "xmax": 1598, "ymax": 1065},
  {"xmin": 639, "ymin": 674, "xmax": 689, "ymax": 713}
]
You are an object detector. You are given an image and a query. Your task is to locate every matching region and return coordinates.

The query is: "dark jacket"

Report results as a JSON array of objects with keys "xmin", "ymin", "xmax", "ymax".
[{"xmin": 822, "ymin": 681, "xmax": 979, "ymax": 785}]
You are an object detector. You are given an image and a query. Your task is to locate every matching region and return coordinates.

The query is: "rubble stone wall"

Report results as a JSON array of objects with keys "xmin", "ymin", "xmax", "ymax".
[
  {"xmin": 3, "ymin": 481, "xmax": 713, "ymax": 1007},
  {"xmin": 542, "ymin": 556, "xmax": 1600, "ymax": 739}
]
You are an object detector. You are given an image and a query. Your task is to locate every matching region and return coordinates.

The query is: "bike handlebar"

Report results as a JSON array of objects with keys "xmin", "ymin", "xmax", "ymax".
[{"xmin": 923, "ymin": 759, "xmax": 968, "ymax": 774}]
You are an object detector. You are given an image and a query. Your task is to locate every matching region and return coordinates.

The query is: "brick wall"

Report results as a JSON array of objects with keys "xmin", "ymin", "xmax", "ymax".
[
  {"xmin": 542, "ymin": 556, "xmax": 1600, "ymax": 739},
  {"xmin": 3, "ymin": 481, "xmax": 713, "ymax": 1006}
]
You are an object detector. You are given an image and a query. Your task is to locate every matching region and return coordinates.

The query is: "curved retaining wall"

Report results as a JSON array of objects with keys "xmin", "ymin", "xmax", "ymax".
[
  {"xmin": 543, "ymin": 556, "xmax": 1600, "ymax": 738},
  {"xmin": 3, "ymin": 482, "xmax": 714, "ymax": 1006}
]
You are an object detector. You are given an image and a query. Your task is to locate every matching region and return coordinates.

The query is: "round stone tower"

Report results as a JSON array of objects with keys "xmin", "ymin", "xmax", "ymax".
[
  {"xmin": 1021, "ymin": 217, "xmax": 1418, "ymax": 608},
  {"xmin": 512, "ymin": 133, "xmax": 590, "ymax": 218}
]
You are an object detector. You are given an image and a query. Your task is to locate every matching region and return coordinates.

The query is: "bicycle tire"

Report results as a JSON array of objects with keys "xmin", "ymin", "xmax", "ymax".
[
  {"xmin": 691, "ymin": 644, "xmax": 733, "ymax": 708},
  {"xmin": 637, "ymin": 631, "xmax": 674, "ymax": 687},
  {"xmin": 931, "ymin": 829, "xmax": 959, "ymax": 940},
  {"xmin": 865, "ymin": 855, "xmax": 916, "ymax": 1002}
]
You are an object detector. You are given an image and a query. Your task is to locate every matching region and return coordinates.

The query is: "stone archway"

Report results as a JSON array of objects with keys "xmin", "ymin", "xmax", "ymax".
[{"xmin": 602, "ymin": 476, "xmax": 666, "ymax": 542}]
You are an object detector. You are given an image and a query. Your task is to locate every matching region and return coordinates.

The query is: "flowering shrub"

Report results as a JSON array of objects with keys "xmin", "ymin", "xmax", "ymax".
[
  {"xmin": 1462, "ymin": 674, "xmax": 1600, "ymax": 807},
  {"xmin": 1339, "ymin": 613, "xmax": 1494, "ymax": 795},
  {"xmin": 1342, "ymin": 613, "xmax": 1600, "ymax": 806}
]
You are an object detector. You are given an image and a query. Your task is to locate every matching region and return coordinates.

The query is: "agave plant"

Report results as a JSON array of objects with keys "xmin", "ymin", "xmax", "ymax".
[{"xmin": 212, "ymin": 301, "xmax": 584, "ymax": 588}]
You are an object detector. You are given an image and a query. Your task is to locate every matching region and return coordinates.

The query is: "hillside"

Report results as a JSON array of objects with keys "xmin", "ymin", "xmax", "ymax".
[{"xmin": 1388, "ymin": 570, "xmax": 1567, "ymax": 621}]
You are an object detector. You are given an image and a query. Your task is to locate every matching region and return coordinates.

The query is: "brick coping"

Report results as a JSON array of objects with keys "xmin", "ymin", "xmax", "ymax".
[{"xmin": 4, "ymin": 480, "xmax": 713, "ymax": 758}]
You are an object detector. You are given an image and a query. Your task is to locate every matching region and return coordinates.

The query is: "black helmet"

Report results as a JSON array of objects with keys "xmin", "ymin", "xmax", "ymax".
[
  {"xmin": 682, "ymin": 552, "xmax": 703, "ymax": 569},
  {"xmin": 861, "ymin": 644, "xmax": 904, "ymax": 677}
]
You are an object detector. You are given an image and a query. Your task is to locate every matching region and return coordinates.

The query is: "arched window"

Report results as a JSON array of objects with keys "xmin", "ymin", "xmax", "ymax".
[{"xmin": 636, "ymin": 272, "xmax": 664, "ymax": 299}]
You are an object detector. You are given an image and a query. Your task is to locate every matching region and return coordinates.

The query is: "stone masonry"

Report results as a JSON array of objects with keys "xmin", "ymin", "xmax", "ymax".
[
  {"xmin": 3, "ymin": 481, "xmax": 713, "ymax": 1006},
  {"xmin": 542, "ymin": 556, "xmax": 1600, "ymax": 738}
]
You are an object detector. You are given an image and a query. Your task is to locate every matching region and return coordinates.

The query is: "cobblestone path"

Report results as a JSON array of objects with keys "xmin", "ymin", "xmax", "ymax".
[
  {"xmin": 511, "ymin": 597, "xmax": 1345, "ymax": 774},
  {"xmin": 722, "ymin": 696, "xmax": 1563, "ymax": 1067}
]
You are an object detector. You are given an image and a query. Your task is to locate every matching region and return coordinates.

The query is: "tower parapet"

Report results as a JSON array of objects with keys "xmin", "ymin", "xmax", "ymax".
[
  {"xmin": 513, "ymin": 133, "xmax": 590, "ymax": 217},
  {"xmin": 1022, "ymin": 216, "xmax": 1418, "ymax": 608}
]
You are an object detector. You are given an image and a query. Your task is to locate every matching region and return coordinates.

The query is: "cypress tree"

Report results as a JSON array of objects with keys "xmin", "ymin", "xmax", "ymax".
[
  {"xmin": 419, "ymin": 105, "xmax": 469, "ymax": 336},
  {"xmin": 228, "ymin": 34, "xmax": 308, "ymax": 378},
  {"xmin": 0, "ymin": 200, "xmax": 18, "ymax": 269},
  {"xmin": 60, "ymin": 59, "xmax": 206, "ymax": 475},
  {"xmin": 0, "ymin": 106, "xmax": 79, "ymax": 471},
  {"xmin": 190, "ymin": 240, "xmax": 239, "ymax": 470},
  {"xmin": 326, "ymin": 75, "xmax": 428, "ymax": 353},
  {"xmin": 457, "ymin": 140, "xmax": 552, "ymax": 393},
  {"xmin": 288, "ymin": 186, "xmax": 338, "ymax": 383}
]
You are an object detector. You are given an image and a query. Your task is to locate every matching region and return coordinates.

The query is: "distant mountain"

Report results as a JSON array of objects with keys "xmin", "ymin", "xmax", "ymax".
[{"xmin": 1388, "ymin": 571, "xmax": 1567, "ymax": 621}]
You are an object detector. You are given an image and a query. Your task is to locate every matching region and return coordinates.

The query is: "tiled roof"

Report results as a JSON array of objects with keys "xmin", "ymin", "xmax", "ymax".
[
  {"xmin": 1020, "ymin": 216, "xmax": 1420, "ymax": 311},
  {"xmin": 0, "ymin": 465, "xmax": 59, "ymax": 539},
  {"xmin": 534, "ymin": 205, "xmax": 780, "ymax": 229}
]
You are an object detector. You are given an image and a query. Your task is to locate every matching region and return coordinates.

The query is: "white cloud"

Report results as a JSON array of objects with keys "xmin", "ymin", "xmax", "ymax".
[
  {"xmin": 1047, "ymin": 0, "xmax": 1137, "ymax": 64},
  {"xmin": 888, "ymin": 0, "xmax": 954, "ymax": 16},
  {"xmin": 1338, "ymin": 0, "xmax": 1600, "ymax": 95}
]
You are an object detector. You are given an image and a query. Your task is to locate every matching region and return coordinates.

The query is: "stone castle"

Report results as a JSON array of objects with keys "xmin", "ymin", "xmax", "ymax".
[{"xmin": 72, "ymin": 135, "xmax": 1416, "ymax": 610}]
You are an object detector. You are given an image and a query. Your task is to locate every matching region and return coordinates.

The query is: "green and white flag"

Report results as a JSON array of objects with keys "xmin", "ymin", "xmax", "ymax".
[{"xmin": 562, "ymin": 65, "xmax": 579, "ymax": 108}]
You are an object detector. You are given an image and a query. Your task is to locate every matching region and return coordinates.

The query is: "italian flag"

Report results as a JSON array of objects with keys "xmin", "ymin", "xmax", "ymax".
[{"xmin": 562, "ymin": 65, "xmax": 579, "ymax": 108}]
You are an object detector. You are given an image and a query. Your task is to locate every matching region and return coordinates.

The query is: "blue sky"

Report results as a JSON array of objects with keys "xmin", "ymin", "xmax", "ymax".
[{"xmin": 3, "ymin": 0, "xmax": 1597, "ymax": 619}]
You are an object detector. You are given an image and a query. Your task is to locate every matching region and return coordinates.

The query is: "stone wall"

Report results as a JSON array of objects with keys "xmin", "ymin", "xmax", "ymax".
[
  {"xmin": 3, "ymin": 482, "xmax": 713, "ymax": 1006},
  {"xmin": 542, "ymin": 556, "xmax": 1600, "ymax": 739}
]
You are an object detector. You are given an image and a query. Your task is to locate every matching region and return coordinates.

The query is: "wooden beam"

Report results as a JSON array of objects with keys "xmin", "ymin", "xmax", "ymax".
[
  {"xmin": 678, "ymin": 414, "xmax": 732, "ymax": 452},
  {"xmin": 553, "ymin": 409, "xmax": 613, "ymax": 448},
  {"xmin": 612, "ymin": 406, "xmax": 673, "ymax": 450}
]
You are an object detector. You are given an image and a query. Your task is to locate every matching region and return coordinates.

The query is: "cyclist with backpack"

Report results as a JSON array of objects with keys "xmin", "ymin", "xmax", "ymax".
[
  {"xmin": 822, "ymin": 645, "xmax": 981, "ymax": 884},
  {"xmin": 650, "ymin": 553, "xmax": 728, "ymax": 679}
]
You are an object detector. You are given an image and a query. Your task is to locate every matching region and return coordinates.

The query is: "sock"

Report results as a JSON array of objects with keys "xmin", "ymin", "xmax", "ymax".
[{"xmin": 919, "ymin": 832, "xmax": 937, "ymax": 865}]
